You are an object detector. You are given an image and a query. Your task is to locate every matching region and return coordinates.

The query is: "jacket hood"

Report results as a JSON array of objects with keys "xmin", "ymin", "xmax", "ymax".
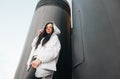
[{"xmin": 52, "ymin": 22, "xmax": 61, "ymax": 35}]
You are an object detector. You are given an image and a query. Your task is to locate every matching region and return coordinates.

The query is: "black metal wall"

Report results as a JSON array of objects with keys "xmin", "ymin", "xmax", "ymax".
[{"xmin": 72, "ymin": 0, "xmax": 120, "ymax": 79}]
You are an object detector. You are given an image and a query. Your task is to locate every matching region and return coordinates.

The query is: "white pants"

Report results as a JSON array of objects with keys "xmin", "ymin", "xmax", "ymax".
[{"xmin": 42, "ymin": 74, "xmax": 53, "ymax": 79}]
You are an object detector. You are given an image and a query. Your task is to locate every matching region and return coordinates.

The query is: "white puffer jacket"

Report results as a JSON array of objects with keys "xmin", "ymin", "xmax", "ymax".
[{"xmin": 26, "ymin": 22, "xmax": 61, "ymax": 77}]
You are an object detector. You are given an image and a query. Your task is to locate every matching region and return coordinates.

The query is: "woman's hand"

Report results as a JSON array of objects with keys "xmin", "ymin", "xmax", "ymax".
[
  {"xmin": 37, "ymin": 29, "xmax": 43, "ymax": 36},
  {"xmin": 31, "ymin": 59, "xmax": 42, "ymax": 68}
]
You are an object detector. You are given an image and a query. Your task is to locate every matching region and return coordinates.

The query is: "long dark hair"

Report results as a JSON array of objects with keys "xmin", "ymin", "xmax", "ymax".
[{"xmin": 35, "ymin": 22, "xmax": 54, "ymax": 49}]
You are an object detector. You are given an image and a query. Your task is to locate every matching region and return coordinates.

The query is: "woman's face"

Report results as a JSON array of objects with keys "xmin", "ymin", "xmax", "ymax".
[{"xmin": 46, "ymin": 23, "xmax": 53, "ymax": 34}]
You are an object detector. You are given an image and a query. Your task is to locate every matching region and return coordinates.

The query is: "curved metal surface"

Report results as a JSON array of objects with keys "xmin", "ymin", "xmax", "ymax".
[
  {"xmin": 72, "ymin": 0, "xmax": 120, "ymax": 79},
  {"xmin": 14, "ymin": 0, "xmax": 71, "ymax": 79},
  {"xmin": 35, "ymin": 0, "xmax": 70, "ymax": 15}
]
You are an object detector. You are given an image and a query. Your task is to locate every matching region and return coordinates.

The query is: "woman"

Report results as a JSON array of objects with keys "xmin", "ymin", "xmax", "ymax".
[{"xmin": 26, "ymin": 22, "xmax": 61, "ymax": 79}]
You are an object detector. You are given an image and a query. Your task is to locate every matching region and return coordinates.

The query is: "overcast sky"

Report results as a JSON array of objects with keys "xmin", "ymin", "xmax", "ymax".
[{"xmin": 0, "ymin": 0, "xmax": 71, "ymax": 79}]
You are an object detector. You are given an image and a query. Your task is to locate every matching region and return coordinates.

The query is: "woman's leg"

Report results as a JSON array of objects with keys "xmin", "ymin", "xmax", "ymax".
[{"xmin": 25, "ymin": 67, "xmax": 36, "ymax": 79}]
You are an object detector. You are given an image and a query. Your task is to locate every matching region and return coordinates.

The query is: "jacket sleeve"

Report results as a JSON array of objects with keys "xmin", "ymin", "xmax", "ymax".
[
  {"xmin": 31, "ymin": 35, "xmax": 39, "ymax": 48},
  {"xmin": 28, "ymin": 35, "xmax": 39, "ymax": 64},
  {"xmin": 37, "ymin": 35, "xmax": 61, "ymax": 63},
  {"xmin": 26, "ymin": 36, "xmax": 38, "ymax": 70}
]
